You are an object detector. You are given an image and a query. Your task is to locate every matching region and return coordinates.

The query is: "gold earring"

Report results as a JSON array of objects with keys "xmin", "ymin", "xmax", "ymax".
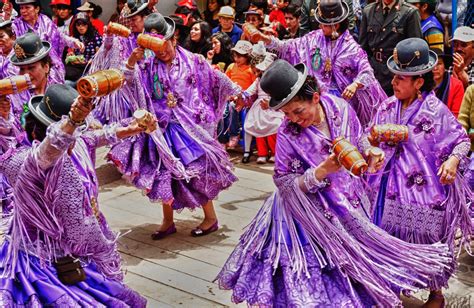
[{"xmin": 417, "ymin": 89, "xmax": 422, "ymax": 100}]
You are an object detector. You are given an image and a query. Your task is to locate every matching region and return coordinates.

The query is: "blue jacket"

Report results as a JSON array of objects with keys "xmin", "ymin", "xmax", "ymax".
[{"xmin": 212, "ymin": 25, "xmax": 243, "ymax": 45}]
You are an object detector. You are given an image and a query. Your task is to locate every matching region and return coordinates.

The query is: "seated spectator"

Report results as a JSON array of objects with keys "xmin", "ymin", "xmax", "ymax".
[
  {"xmin": 269, "ymin": 0, "xmax": 289, "ymax": 28},
  {"xmin": 108, "ymin": 0, "xmax": 127, "ymax": 23},
  {"xmin": 212, "ymin": 6, "xmax": 243, "ymax": 45},
  {"xmin": 184, "ymin": 20, "xmax": 212, "ymax": 57},
  {"xmin": 77, "ymin": 1, "xmax": 104, "ymax": 35},
  {"xmin": 203, "ymin": 0, "xmax": 225, "ymax": 29},
  {"xmin": 432, "ymin": 48, "xmax": 464, "ymax": 117},
  {"xmin": 459, "ymin": 84, "xmax": 474, "ymax": 150},
  {"xmin": 407, "ymin": 0, "xmax": 444, "ymax": 50},
  {"xmin": 277, "ymin": 4, "xmax": 302, "ymax": 39},
  {"xmin": 65, "ymin": 12, "xmax": 102, "ymax": 83},
  {"xmin": 51, "ymin": 0, "xmax": 73, "ymax": 36},
  {"xmin": 170, "ymin": 14, "xmax": 189, "ymax": 47},
  {"xmin": 207, "ymin": 31, "xmax": 233, "ymax": 71},
  {"xmin": 448, "ymin": 26, "xmax": 474, "ymax": 88},
  {"xmin": 241, "ymin": 9, "xmax": 264, "ymax": 41}
]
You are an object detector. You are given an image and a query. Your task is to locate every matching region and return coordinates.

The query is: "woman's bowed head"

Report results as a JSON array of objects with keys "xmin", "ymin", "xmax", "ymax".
[{"xmin": 259, "ymin": 59, "xmax": 385, "ymax": 177}]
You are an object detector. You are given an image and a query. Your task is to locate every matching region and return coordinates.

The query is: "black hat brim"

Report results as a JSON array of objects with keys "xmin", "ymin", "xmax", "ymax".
[
  {"xmin": 10, "ymin": 41, "xmax": 51, "ymax": 66},
  {"xmin": 314, "ymin": 1, "xmax": 350, "ymax": 25},
  {"xmin": 125, "ymin": 2, "xmax": 149, "ymax": 18},
  {"xmin": 28, "ymin": 94, "xmax": 55, "ymax": 126},
  {"xmin": 270, "ymin": 63, "xmax": 308, "ymax": 110},
  {"xmin": 387, "ymin": 50, "xmax": 438, "ymax": 76},
  {"xmin": 163, "ymin": 17, "xmax": 176, "ymax": 40}
]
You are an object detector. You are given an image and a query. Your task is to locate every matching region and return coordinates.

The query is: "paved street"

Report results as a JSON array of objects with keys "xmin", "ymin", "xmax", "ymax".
[{"xmin": 96, "ymin": 149, "xmax": 474, "ymax": 307}]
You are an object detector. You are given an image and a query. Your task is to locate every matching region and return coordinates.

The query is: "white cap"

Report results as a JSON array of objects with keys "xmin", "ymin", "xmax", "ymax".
[
  {"xmin": 451, "ymin": 26, "xmax": 474, "ymax": 42},
  {"xmin": 217, "ymin": 6, "xmax": 235, "ymax": 18},
  {"xmin": 231, "ymin": 40, "xmax": 253, "ymax": 55}
]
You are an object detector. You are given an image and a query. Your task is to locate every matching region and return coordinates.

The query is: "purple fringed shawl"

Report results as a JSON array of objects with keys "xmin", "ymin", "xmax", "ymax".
[
  {"xmin": 267, "ymin": 30, "xmax": 387, "ymax": 126},
  {"xmin": 88, "ymin": 34, "xmax": 151, "ymax": 124},
  {"xmin": 109, "ymin": 47, "xmax": 240, "ymax": 185},
  {"xmin": 366, "ymin": 93, "xmax": 472, "ymax": 261},
  {"xmin": 262, "ymin": 95, "xmax": 452, "ymax": 306},
  {"xmin": 0, "ymin": 122, "xmax": 123, "ymax": 281},
  {"xmin": 12, "ymin": 14, "xmax": 66, "ymax": 84}
]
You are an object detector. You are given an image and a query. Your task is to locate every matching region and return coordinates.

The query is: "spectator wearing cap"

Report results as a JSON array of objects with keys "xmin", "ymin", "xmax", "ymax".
[
  {"xmin": 169, "ymin": 14, "xmax": 189, "ymax": 46},
  {"xmin": 175, "ymin": 0, "xmax": 200, "ymax": 26},
  {"xmin": 51, "ymin": 0, "xmax": 73, "ymax": 36},
  {"xmin": 184, "ymin": 20, "xmax": 212, "ymax": 57},
  {"xmin": 219, "ymin": 40, "xmax": 256, "ymax": 148},
  {"xmin": 448, "ymin": 26, "xmax": 474, "ymax": 88},
  {"xmin": 278, "ymin": 4, "xmax": 302, "ymax": 39},
  {"xmin": 203, "ymin": 0, "xmax": 225, "ymax": 29},
  {"xmin": 77, "ymin": 1, "xmax": 103, "ymax": 35},
  {"xmin": 65, "ymin": 12, "xmax": 102, "ymax": 83},
  {"xmin": 407, "ymin": 0, "xmax": 444, "ymax": 50},
  {"xmin": 241, "ymin": 9, "xmax": 264, "ymax": 41},
  {"xmin": 212, "ymin": 6, "xmax": 243, "ymax": 45},
  {"xmin": 432, "ymin": 48, "xmax": 464, "ymax": 117},
  {"xmin": 0, "ymin": 17, "xmax": 19, "ymax": 79},
  {"xmin": 8, "ymin": 0, "xmax": 84, "ymax": 85}
]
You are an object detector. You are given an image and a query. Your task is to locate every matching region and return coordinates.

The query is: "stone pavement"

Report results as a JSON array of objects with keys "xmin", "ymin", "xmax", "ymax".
[{"xmin": 95, "ymin": 149, "xmax": 474, "ymax": 307}]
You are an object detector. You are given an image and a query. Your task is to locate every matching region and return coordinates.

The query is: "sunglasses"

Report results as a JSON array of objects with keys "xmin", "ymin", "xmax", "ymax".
[
  {"xmin": 56, "ymin": 5, "xmax": 70, "ymax": 10},
  {"xmin": 76, "ymin": 21, "xmax": 88, "ymax": 27}
]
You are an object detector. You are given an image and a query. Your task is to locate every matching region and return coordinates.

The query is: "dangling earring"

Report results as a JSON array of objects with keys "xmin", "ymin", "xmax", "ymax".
[
  {"xmin": 331, "ymin": 25, "xmax": 339, "ymax": 40},
  {"xmin": 417, "ymin": 89, "xmax": 422, "ymax": 100}
]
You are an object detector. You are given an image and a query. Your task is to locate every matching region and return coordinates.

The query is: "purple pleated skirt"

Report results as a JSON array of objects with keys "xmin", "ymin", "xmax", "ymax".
[
  {"xmin": 109, "ymin": 122, "xmax": 237, "ymax": 211},
  {"xmin": 216, "ymin": 195, "xmax": 375, "ymax": 307},
  {"xmin": 0, "ymin": 242, "xmax": 146, "ymax": 307}
]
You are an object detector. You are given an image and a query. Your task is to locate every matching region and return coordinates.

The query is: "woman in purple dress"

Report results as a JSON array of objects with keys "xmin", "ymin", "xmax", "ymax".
[
  {"xmin": 216, "ymin": 59, "xmax": 452, "ymax": 307},
  {"xmin": 0, "ymin": 83, "xmax": 148, "ymax": 306},
  {"xmin": 108, "ymin": 13, "xmax": 240, "ymax": 239},
  {"xmin": 251, "ymin": 0, "xmax": 386, "ymax": 126},
  {"xmin": 89, "ymin": 0, "xmax": 152, "ymax": 124},
  {"xmin": 366, "ymin": 38, "xmax": 472, "ymax": 307},
  {"xmin": 7, "ymin": 0, "xmax": 84, "ymax": 84},
  {"xmin": 0, "ymin": 18, "xmax": 19, "ymax": 79}
]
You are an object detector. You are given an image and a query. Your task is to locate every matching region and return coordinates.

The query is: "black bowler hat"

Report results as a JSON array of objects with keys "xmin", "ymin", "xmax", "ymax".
[
  {"xmin": 28, "ymin": 84, "xmax": 79, "ymax": 126},
  {"xmin": 123, "ymin": 0, "xmax": 149, "ymax": 18},
  {"xmin": 431, "ymin": 48, "xmax": 452, "ymax": 68},
  {"xmin": 387, "ymin": 38, "xmax": 437, "ymax": 76},
  {"xmin": 15, "ymin": 0, "xmax": 37, "ymax": 4},
  {"xmin": 314, "ymin": 0, "xmax": 350, "ymax": 25},
  {"xmin": 10, "ymin": 32, "xmax": 51, "ymax": 66},
  {"xmin": 144, "ymin": 13, "xmax": 176, "ymax": 40},
  {"xmin": 260, "ymin": 60, "xmax": 308, "ymax": 110}
]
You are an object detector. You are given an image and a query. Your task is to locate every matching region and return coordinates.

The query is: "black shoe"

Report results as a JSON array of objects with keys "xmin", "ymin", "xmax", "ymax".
[{"xmin": 241, "ymin": 152, "xmax": 251, "ymax": 163}]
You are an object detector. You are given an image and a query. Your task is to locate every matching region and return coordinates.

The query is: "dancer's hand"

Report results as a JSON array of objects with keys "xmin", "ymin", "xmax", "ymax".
[
  {"xmin": 315, "ymin": 153, "xmax": 341, "ymax": 180},
  {"xmin": 127, "ymin": 47, "xmax": 145, "ymax": 68},
  {"xmin": 342, "ymin": 82, "xmax": 358, "ymax": 100},
  {"xmin": 365, "ymin": 147, "xmax": 385, "ymax": 173},
  {"xmin": 437, "ymin": 156, "xmax": 459, "ymax": 185},
  {"xmin": 69, "ymin": 96, "xmax": 93, "ymax": 125}
]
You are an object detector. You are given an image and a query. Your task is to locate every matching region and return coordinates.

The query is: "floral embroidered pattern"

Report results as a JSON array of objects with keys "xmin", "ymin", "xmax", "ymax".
[
  {"xmin": 406, "ymin": 170, "xmax": 427, "ymax": 191},
  {"xmin": 413, "ymin": 117, "xmax": 435, "ymax": 136},
  {"xmin": 288, "ymin": 157, "xmax": 304, "ymax": 173}
]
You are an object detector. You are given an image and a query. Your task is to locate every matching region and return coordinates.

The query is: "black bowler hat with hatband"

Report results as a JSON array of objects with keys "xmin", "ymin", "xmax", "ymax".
[
  {"xmin": 144, "ymin": 12, "xmax": 176, "ymax": 40},
  {"xmin": 260, "ymin": 59, "xmax": 308, "ymax": 110},
  {"xmin": 387, "ymin": 38, "xmax": 438, "ymax": 76},
  {"xmin": 28, "ymin": 84, "xmax": 79, "ymax": 126}
]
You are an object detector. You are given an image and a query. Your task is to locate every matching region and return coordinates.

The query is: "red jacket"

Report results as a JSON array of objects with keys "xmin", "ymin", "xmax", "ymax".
[{"xmin": 447, "ymin": 76, "xmax": 464, "ymax": 117}]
